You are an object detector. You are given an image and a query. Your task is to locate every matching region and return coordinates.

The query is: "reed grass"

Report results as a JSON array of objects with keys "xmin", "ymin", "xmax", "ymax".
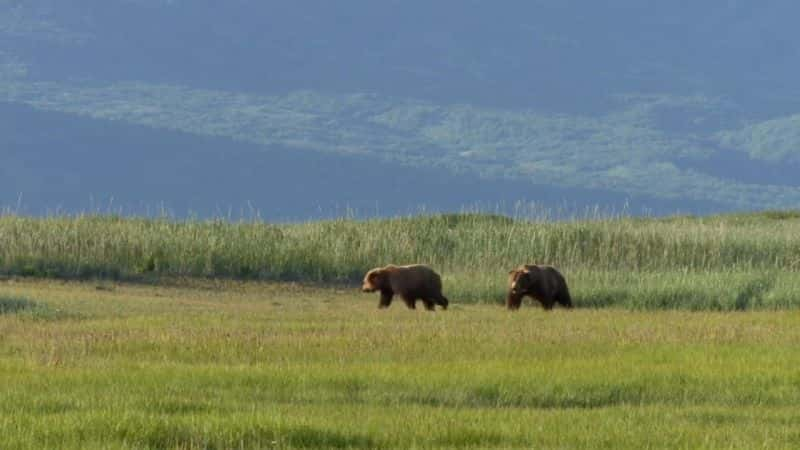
[{"xmin": 1, "ymin": 210, "xmax": 799, "ymax": 308}]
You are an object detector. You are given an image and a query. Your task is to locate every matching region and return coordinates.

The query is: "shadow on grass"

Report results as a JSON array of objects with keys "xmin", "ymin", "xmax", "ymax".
[
  {"xmin": 0, "ymin": 296, "xmax": 79, "ymax": 321},
  {"xmin": 116, "ymin": 422, "xmax": 376, "ymax": 450},
  {"xmin": 283, "ymin": 426, "xmax": 376, "ymax": 449},
  {"xmin": 733, "ymin": 274, "xmax": 776, "ymax": 310},
  {"xmin": 391, "ymin": 383, "xmax": 647, "ymax": 410},
  {"xmin": 432, "ymin": 429, "xmax": 526, "ymax": 448},
  {"xmin": 0, "ymin": 296, "xmax": 38, "ymax": 314},
  {"xmin": 573, "ymin": 273, "xmax": 783, "ymax": 311}
]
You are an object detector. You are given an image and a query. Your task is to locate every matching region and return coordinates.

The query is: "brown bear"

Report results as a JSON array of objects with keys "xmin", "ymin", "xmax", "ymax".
[
  {"xmin": 507, "ymin": 264, "xmax": 572, "ymax": 310},
  {"xmin": 361, "ymin": 264, "xmax": 449, "ymax": 310}
]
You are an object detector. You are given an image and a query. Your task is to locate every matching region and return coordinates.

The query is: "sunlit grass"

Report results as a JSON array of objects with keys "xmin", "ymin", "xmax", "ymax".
[{"xmin": 0, "ymin": 279, "xmax": 799, "ymax": 448}]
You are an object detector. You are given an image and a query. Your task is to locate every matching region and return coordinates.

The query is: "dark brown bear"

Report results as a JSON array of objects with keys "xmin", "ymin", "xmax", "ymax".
[
  {"xmin": 361, "ymin": 264, "xmax": 449, "ymax": 310},
  {"xmin": 507, "ymin": 264, "xmax": 572, "ymax": 310}
]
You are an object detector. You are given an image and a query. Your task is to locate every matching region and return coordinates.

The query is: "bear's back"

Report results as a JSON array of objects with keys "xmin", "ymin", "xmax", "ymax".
[
  {"xmin": 522, "ymin": 264, "xmax": 566, "ymax": 295},
  {"xmin": 387, "ymin": 264, "xmax": 442, "ymax": 293}
]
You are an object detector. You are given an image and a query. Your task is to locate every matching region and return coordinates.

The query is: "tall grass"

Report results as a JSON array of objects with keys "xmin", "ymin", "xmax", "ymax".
[{"xmin": 2, "ymin": 211, "xmax": 800, "ymax": 308}]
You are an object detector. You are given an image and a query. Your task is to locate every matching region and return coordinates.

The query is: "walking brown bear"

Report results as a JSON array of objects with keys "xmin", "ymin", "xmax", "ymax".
[
  {"xmin": 507, "ymin": 264, "xmax": 572, "ymax": 310},
  {"xmin": 361, "ymin": 264, "xmax": 449, "ymax": 310}
]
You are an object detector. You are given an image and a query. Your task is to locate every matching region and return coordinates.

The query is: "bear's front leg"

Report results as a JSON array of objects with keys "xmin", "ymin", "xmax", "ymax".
[
  {"xmin": 378, "ymin": 291, "xmax": 393, "ymax": 308},
  {"xmin": 401, "ymin": 295, "xmax": 417, "ymax": 309},
  {"xmin": 507, "ymin": 292, "xmax": 523, "ymax": 310}
]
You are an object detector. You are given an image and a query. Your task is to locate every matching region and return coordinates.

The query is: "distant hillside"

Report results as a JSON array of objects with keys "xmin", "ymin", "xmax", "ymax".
[
  {"xmin": 2, "ymin": 1, "xmax": 800, "ymax": 215},
  {"xmin": 3, "ymin": 102, "xmax": 719, "ymax": 218}
]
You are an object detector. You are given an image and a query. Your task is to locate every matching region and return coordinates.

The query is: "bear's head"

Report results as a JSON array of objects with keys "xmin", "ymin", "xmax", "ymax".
[
  {"xmin": 362, "ymin": 268, "xmax": 388, "ymax": 292},
  {"xmin": 508, "ymin": 268, "xmax": 537, "ymax": 295}
]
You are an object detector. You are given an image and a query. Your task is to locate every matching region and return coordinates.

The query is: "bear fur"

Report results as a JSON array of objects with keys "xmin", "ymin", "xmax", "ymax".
[
  {"xmin": 507, "ymin": 264, "xmax": 572, "ymax": 310},
  {"xmin": 361, "ymin": 264, "xmax": 449, "ymax": 310}
]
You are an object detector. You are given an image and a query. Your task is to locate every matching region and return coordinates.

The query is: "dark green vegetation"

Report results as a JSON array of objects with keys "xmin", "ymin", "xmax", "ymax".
[
  {"xmin": 3, "ymin": 1, "xmax": 800, "ymax": 214},
  {"xmin": 1, "ymin": 280, "xmax": 799, "ymax": 449},
  {"xmin": 2, "ymin": 212, "xmax": 800, "ymax": 309},
  {"xmin": 1, "ymin": 102, "xmax": 696, "ymax": 219}
]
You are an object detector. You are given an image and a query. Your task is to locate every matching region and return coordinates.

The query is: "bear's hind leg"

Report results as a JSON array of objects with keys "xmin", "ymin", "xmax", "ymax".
[
  {"xmin": 540, "ymin": 297, "xmax": 555, "ymax": 310},
  {"xmin": 557, "ymin": 290, "xmax": 573, "ymax": 309}
]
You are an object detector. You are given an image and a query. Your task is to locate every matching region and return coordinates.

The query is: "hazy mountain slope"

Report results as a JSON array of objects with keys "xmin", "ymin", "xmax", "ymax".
[
  {"xmin": 3, "ymin": 102, "xmax": 721, "ymax": 218},
  {"xmin": 3, "ymin": 81, "xmax": 798, "ymax": 210},
  {"xmin": 2, "ymin": 1, "xmax": 800, "ymax": 215}
]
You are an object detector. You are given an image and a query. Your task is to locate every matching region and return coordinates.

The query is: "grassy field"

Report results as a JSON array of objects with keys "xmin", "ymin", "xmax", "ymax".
[
  {"xmin": 1, "ymin": 278, "xmax": 799, "ymax": 449},
  {"xmin": 1, "ymin": 212, "xmax": 800, "ymax": 448}
]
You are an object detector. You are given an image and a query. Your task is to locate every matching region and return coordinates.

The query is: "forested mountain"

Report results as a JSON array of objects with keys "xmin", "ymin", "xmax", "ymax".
[{"xmin": 2, "ymin": 1, "xmax": 800, "ymax": 216}]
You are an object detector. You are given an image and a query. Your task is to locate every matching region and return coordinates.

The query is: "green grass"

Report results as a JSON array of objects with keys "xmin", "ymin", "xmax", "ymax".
[
  {"xmin": 0, "ymin": 279, "xmax": 799, "ymax": 449},
  {"xmin": 1, "ymin": 211, "xmax": 800, "ymax": 309}
]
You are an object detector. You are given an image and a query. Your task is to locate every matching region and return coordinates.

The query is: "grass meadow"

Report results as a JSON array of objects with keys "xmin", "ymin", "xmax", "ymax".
[
  {"xmin": 1, "ymin": 279, "xmax": 800, "ymax": 449},
  {"xmin": 1, "ymin": 212, "xmax": 800, "ymax": 448}
]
